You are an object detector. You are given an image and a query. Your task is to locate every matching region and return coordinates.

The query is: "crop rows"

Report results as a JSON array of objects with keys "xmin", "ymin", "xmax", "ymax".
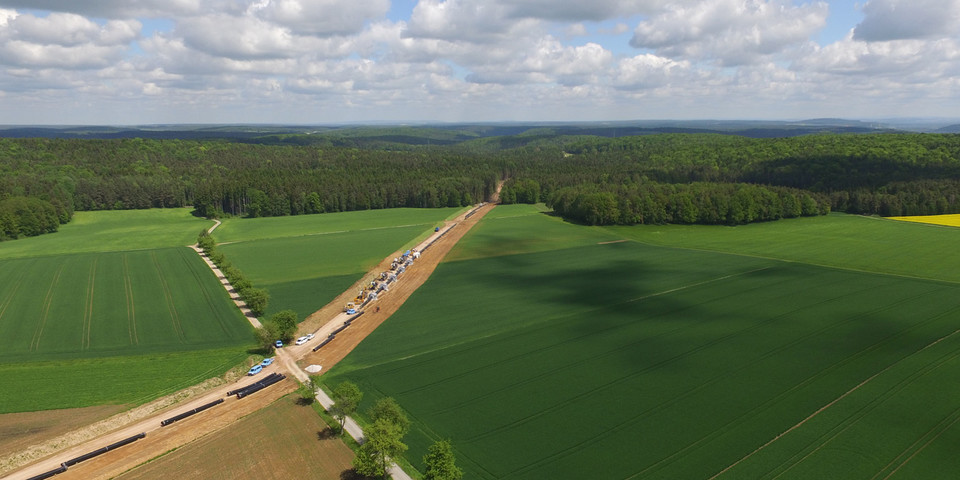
[
  {"xmin": 0, "ymin": 247, "xmax": 249, "ymax": 362},
  {"xmin": 326, "ymin": 207, "xmax": 960, "ymax": 479}
]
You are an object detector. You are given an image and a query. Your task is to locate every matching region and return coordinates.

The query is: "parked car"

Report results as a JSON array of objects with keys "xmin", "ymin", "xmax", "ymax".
[
  {"xmin": 295, "ymin": 336, "xmax": 309, "ymax": 345},
  {"xmin": 305, "ymin": 333, "xmax": 315, "ymax": 340},
  {"xmin": 261, "ymin": 357, "xmax": 274, "ymax": 366},
  {"xmin": 275, "ymin": 340, "xmax": 283, "ymax": 348},
  {"xmin": 248, "ymin": 364, "xmax": 263, "ymax": 375},
  {"xmin": 346, "ymin": 308, "xmax": 357, "ymax": 315}
]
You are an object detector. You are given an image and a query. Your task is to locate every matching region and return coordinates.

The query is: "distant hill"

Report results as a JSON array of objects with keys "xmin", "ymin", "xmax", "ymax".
[
  {"xmin": 936, "ymin": 124, "xmax": 960, "ymax": 133},
  {"xmin": 0, "ymin": 119, "xmax": 908, "ymax": 145}
]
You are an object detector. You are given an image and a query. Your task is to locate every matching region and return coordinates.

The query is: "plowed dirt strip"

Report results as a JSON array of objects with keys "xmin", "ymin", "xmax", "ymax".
[
  {"xmin": 2, "ymin": 375, "xmax": 296, "ymax": 480},
  {"xmin": 114, "ymin": 397, "xmax": 354, "ymax": 480},
  {"xmin": 296, "ymin": 203, "xmax": 496, "ymax": 374}
]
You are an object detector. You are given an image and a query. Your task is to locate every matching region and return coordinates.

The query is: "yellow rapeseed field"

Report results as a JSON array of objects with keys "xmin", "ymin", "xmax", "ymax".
[{"xmin": 888, "ymin": 214, "xmax": 960, "ymax": 227}]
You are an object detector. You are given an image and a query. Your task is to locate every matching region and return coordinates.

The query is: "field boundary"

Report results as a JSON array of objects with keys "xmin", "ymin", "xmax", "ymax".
[{"xmin": 625, "ymin": 237, "xmax": 960, "ymax": 286}]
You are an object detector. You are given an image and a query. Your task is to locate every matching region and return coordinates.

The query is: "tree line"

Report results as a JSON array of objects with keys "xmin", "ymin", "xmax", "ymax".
[
  {"xmin": 4, "ymin": 133, "xmax": 960, "ymax": 241},
  {"xmin": 544, "ymin": 182, "xmax": 830, "ymax": 226},
  {"xmin": 329, "ymin": 380, "xmax": 463, "ymax": 480}
]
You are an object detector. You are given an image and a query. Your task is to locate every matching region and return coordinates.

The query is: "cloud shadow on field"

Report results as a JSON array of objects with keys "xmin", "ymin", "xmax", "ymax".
[{"xmin": 459, "ymin": 240, "xmax": 788, "ymax": 370}]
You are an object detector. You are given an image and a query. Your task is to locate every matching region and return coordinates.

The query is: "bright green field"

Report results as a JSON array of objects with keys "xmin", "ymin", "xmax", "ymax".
[
  {"xmin": 0, "ymin": 348, "xmax": 249, "ymax": 412},
  {"xmin": 324, "ymin": 205, "xmax": 960, "ymax": 479},
  {"xmin": 218, "ymin": 208, "xmax": 463, "ymax": 318},
  {"xmin": 608, "ymin": 213, "xmax": 960, "ymax": 283},
  {"xmin": 0, "ymin": 210, "xmax": 254, "ymax": 414},
  {"xmin": 0, "ymin": 208, "xmax": 212, "ymax": 260},
  {"xmin": 212, "ymin": 207, "xmax": 464, "ymax": 243},
  {"xmin": 0, "ymin": 248, "xmax": 250, "ymax": 362}
]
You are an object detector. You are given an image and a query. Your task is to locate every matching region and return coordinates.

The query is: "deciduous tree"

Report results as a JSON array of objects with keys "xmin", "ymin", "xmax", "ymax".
[
  {"xmin": 353, "ymin": 418, "xmax": 407, "ymax": 479},
  {"xmin": 331, "ymin": 381, "xmax": 362, "ymax": 435},
  {"xmin": 423, "ymin": 440, "xmax": 463, "ymax": 480},
  {"xmin": 368, "ymin": 397, "xmax": 410, "ymax": 436}
]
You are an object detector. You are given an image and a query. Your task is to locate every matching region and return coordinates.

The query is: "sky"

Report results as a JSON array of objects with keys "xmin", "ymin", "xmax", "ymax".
[{"xmin": 0, "ymin": 0, "xmax": 958, "ymax": 125}]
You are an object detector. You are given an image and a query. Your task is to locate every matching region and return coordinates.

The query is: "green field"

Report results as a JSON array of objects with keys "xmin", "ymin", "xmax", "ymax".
[
  {"xmin": 324, "ymin": 205, "xmax": 960, "ymax": 479},
  {"xmin": 0, "ymin": 210, "xmax": 254, "ymax": 414},
  {"xmin": 212, "ymin": 207, "xmax": 464, "ymax": 244},
  {"xmin": 0, "ymin": 348, "xmax": 249, "ymax": 412},
  {"xmin": 217, "ymin": 208, "xmax": 464, "ymax": 318},
  {"xmin": 0, "ymin": 208, "xmax": 212, "ymax": 260},
  {"xmin": 609, "ymin": 213, "xmax": 960, "ymax": 283}
]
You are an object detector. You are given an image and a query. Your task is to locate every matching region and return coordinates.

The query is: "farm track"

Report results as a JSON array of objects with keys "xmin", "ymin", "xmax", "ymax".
[
  {"xmin": 873, "ymin": 407, "xmax": 960, "ymax": 479},
  {"xmin": 30, "ymin": 264, "xmax": 64, "ymax": 351},
  {"xmin": 122, "ymin": 254, "xmax": 139, "ymax": 345},
  {"xmin": 710, "ymin": 323, "xmax": 960, "ymax": 479},
  {"xmin": 151, "ymin": 251, "xmax": 185, "ymax": 343},
  {"xmin": 81, "ymin": 257, "xmax": 98, "ymax": 350},
  {"xmin": 0, "ymin": 260, "xmax": 28, "ymax": 332},
  {"xmin": 627, "ymin": 289, "xmax": 960, "ymax": 479},
  {"xmin": 760, "ymin": 334, "xmax": 960, "ymax": 480},
  {"xmin": 3, "ymin": 202, "xmax": 495, "ymax": 480}
]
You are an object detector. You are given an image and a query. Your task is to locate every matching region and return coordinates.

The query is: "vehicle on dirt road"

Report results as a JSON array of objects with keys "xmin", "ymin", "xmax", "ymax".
[{"xmin": 248, "ymin": 364, "xmax": 263, "ymax": 375}]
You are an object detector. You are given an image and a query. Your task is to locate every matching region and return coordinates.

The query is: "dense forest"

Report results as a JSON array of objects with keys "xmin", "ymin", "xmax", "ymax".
[{"xmin": 2, "ymin": 132, "xmax": 960, "ymax": 240}]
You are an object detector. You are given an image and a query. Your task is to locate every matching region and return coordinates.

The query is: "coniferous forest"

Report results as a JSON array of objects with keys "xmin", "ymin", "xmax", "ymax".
[{"xmin": 2, "ymin": 131, "xmax": 960, "ymax": 240}]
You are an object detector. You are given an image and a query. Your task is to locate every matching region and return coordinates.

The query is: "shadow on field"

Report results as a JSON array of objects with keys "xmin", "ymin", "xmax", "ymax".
[
  {"xmin": 478, "ymin": 241, "xmax": 674, "ymax": 310},
  {"xmin": 340, "ymin": 469, "xmax": 367, "ymax": 480},
  {"xmin": 462, "ymin": 240, "xmax": 788, "ymax": 369},
  {"xmin": 317, "ymin": 427, "xmax": 338, "ymax": 440}
]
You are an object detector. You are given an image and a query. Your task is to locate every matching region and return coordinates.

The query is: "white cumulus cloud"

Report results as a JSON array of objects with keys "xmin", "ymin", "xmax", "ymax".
[
  {"xmin": 256, "ymin": 0, "xmax": 389, "ymax": 36},
  {"xmin": 0, "ymin": 12, "xmax": 140, "ymax": 69},
  {"xmin": 630, "ymin": 0, "xmax": 828, "ymax": 66},
  {"xmin": 853, "ymin": 0, "xmax": 960, "ymax": 42}
]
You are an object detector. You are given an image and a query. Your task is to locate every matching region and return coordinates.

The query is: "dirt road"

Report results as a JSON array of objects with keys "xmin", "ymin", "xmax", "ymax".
[{"xmin": 295, "ymin": 202, "xmax": 494, "ymax": 373}]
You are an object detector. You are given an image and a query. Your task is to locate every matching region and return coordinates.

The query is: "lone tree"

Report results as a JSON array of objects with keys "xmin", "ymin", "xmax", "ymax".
[
  {"xmin": 423, "ymin": 440, "xmax": 463, "ymax": 480},
  {"xmin": 367, "ymin": 397, "xmax": 410, "ymax": 436},
  {"xmin": 353, "ymin": 418, "xmax": 407, "ymax": 479},
  {"xmin": 267, "ymin": 309, "xmax": 298, "ymax": 342},
  {"xmin": 330, "ymin": 381, "xmax": 362, "ymax": 435}
]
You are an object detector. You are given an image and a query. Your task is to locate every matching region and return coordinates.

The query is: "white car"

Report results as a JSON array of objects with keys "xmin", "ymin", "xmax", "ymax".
[{"xmin": 295, "ymin": 335, "xmax": 309, "ymax": 345}]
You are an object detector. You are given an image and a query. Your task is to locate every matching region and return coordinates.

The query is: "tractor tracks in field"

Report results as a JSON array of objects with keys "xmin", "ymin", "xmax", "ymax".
[
  {"xmin": 709, "ymin": 324, "xmax": 960, "ymax": 479},
  {"xmin": 151, "ymin": 251, "xmax": 185, "ymax": 343},
  {"xmin": 81, "ymin": 257, "xmax": 98, "ymax": 351},
  {"xmin": 30, "ymin": 264, "xmax": 64, "ymax": 351},
  {"xmin": 123, "ymin": 254, "xmax": 139, "ymax": 346}
]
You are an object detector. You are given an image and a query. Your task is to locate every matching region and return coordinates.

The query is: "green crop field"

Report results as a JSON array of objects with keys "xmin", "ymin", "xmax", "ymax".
[
  {"xmin": 0, "ymin": 248, "xmax": 250, "ymax": 361},
  {"xmin": 0, "ymin": 208, "xmax": 213, "ymax": 260},
  {"xmin": 0, "ymin": 348, "xmax": 249, "ymax": 413},
  {"xmin": 608, "ymin": 213, "xmax": 960, "ymax": 283},
  {"xmin": 0, "ymin": 210, "xmax": 254, "ymax": 414},
  {"xmin": 324, "ymin": 205, "xmax": 960, "ymax": 479},
  {"xmin": 212, "ymin": 207, "xmax": 464, "ymax": 244},
  {"xmin": 217, "ymin": 208, "xmax": 464, "ymax": 318}
]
